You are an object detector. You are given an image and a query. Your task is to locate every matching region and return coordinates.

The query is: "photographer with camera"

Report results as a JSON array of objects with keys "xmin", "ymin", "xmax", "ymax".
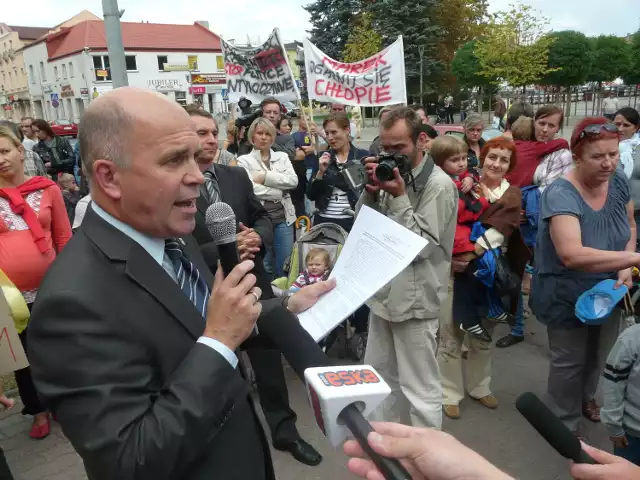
[
  {"xmin": 234, "ymin": 98, "xmax": 297, "ymax": 162},
  {"xmin": 357, "ymin": 107, "xmax": 458, "ymax": 429},
  {"xmin": 307, "ymin": 112, "xmax": 369, "ymax": 232}
]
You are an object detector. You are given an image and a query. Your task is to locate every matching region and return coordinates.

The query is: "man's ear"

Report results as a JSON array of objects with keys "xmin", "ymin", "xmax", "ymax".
[
  {"xmin": 416, "ymin": 131, "xmax": 427, "ymax": 152},
  {"xmin": 93, "ymin": 159, "xmax": 122, "ymax": 201}
]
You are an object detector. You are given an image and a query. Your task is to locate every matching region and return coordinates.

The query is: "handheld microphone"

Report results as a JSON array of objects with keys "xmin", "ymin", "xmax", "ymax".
[
  {"xmin": 205, "ymin": 202, "xmax": 239, "ymax": 277},
  {"xmin": 205, "ymin": 201, "xmax": 258, "ymax": 335},
  {"xmin": 256, "ymin": 307, "xmax": 411, "ymax": 480},
  {"xmin": 516, "ymin": 392, "xmax": 597, "ymax": 464}
]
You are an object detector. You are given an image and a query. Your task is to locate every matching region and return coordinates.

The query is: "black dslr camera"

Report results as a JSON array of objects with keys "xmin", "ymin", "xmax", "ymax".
[
  {"xmin": 235, "ymin": 97, "xmax": 262, "ymax": 129},
  {"xmin": 342, "ymin": 153, "xmax": 411, "ymax": 191}
]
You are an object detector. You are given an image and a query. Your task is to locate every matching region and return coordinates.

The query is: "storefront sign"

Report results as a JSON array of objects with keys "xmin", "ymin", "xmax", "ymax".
[
  {"xmin": 190, "ymin": 86, "xmax": 206, "ymax": 95},
  {"xmin": 191, "ymin": 73, "xmax": 226, "ymax": 85},
  {"xmin": 163, "ymin": 64, "xmax": 190, "ymax": 72},
  {"xmin": 148, "ymin": 79, "xmax": 181, "ymax": 91},
  {"xmin": 60, "ymin": 85, "xmax": 74, "ymax": 98},
  {"xmin": 80, "ymin": 88, "xmax": 89, "ymax": 99},
  {"xmin": 96, "ymin": 69, "xmax": 109, "ymax": 78}
]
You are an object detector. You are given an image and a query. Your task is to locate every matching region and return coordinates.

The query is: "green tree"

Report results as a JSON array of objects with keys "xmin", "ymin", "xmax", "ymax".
[
  {"xmin": 622, "ymin": 31, "xmax": 640, "ymax": 85},
  {"xmin": 343, "ymin": 13, "xmax": 383, "ymax": 62},
  {"xmin": 542, "ymin": 31, "xmax": 592, "ymax": 88},
  {"xmin": 304, "ymin": 0, "xmax": 360, "ymax": 60},
  {"xmin": 475, "ymin": 4, "xmax": 557, "ymax": 90},
  {"xmin": 452, "ymin": 41, "xmax": 493, "ymax": 88},
  {"xmin": 588, "ymin": 35, "xmax": 632, "ymax": 85},
  {"xmin": 433, "ymin": 0, "xmax": 490, "ymax": 87},
  {"xmin": 367, "ymin": 0, "xmax": 443, "ymax": 94}
]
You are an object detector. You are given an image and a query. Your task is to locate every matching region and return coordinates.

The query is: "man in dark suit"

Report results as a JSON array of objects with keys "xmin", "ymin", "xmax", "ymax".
[
  {"xmin": 27, "ymin": 88, "xmax": 331, "ymax": 480},
  {"xmin": 187, "ymin": 106, "xmax": 322, "ymax": 466}
]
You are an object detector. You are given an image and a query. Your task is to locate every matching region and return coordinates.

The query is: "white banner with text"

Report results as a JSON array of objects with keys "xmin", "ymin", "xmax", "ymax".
[
  {"xmin": 221, "ymin": 29, "xmax": 299, "ymax": 104},
  {"xmin": 303, "ymin": 37, "xmax": 407, "ymax": 106}
]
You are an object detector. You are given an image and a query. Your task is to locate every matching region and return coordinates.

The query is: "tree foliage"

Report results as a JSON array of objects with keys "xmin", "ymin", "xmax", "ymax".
[
  {"xmin": 452, "ymin": 41, "xmax": 493, "ymax": 88},
  {"xmin": 475, "ymin": 4, "xmax": 557, "ymax": 88},
  {"xmin": 304, "ymin": 0, "xmax": 360, "ymax": 60},
  {"xmin": 622, "ymin": 31, "xmax": 640, "ymax": 86},
  {"xmin": 542, "ymin": 30, "xmax": 592, "ymax": 87},
  {"xmin": 587, "ymin": 35, "xmax": 632, "ymax": 84},
  {"xmin": 343, "ymin": 13, "xmax": 383, "ymax": 63},
  {"xmin": 433, "ymin": 0, "xmax": 489, "ymax": 86},
  {"xmin": 367, "ymin": 0, "xmax": 443, "ymax": 93}
]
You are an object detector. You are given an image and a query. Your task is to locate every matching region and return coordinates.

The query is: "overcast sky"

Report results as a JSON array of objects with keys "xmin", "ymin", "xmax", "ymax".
[{"xmin": 4, "ymin": 0, "xmax": 639, "ymax": 44}]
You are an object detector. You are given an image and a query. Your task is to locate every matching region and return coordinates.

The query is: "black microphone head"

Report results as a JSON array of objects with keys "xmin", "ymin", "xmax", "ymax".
[
  {"xmin": 516, "ymin": 392, "xmax": 582, "ymax": 462},
  {"xmin": 205, "ymin": 202, "xmax": 237, "ymax": 246}
]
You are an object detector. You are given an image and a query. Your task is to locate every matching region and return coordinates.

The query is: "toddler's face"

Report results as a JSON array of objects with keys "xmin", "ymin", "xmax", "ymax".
[
  {"xmin": 442, "ymin": 153, "xmax": 468, "ymax": 177},
  {"xmin": 307, "ymin": 257, "xmax": 328, "ymax": 276}
]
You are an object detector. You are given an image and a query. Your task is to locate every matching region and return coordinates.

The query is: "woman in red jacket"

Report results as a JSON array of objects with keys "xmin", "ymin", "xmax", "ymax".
[{"xmin": 0, "ymin": 124, "xmax": 71, "ymax": 439}]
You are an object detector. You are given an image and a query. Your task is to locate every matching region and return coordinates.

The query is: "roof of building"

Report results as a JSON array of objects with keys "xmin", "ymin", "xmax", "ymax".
[
  {"xmin": 5, "ymin": 25, "xmax": 51, "ymax": 41},
  {"xmin": 30, "ymin": 20, "xmax": 222, "ymax": 60}
]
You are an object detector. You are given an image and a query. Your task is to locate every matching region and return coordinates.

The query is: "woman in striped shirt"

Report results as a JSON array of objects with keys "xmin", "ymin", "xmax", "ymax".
[{"xmin": 307, "ymin": 112, "xmax": 369, "ymax": 232}]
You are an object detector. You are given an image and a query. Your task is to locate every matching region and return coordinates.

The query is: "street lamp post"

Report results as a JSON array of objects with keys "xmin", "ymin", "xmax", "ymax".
[
  {"xmin": 102, "ymin": 0, "xmax": 129, "ymax": 88},
  {"xmin": 418, "ymin": 45, "xmax": 425, "ymax": 105}
]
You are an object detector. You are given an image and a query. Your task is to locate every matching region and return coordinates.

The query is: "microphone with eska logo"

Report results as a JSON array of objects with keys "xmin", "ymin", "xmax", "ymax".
[
  {"xmin": 255, "ymin": 307, "xmax": 411, "ymax": 480},
  {"xmin": 205, "ymin": 202, "xmax": 258, "ymax": 335}
]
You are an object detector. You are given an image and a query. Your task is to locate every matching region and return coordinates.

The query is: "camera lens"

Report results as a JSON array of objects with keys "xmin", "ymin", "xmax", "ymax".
[{"xmin": 375, "ymin": 162, "xmax": 395, "ymax": 182}]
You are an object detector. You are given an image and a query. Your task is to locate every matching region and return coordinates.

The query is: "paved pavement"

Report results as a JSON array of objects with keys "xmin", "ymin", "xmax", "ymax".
[{"xmin": 0, "ymin": 300, "xmax": 613, "ymax": 480}]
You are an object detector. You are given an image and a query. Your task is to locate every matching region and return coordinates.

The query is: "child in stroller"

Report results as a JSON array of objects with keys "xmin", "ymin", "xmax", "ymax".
[
  {"xmin": 272, "ymin": 222, "xmax": 368, "ymax": 360},
  {"xmin": 289, "ymin": 248, "xmax": 331, "ymax": 293}
]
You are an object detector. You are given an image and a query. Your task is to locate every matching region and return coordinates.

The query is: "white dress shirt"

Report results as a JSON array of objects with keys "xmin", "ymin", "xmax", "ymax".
[{"xmin": 91, "ymin": 203, "xmax": 238, "ymax": 367}]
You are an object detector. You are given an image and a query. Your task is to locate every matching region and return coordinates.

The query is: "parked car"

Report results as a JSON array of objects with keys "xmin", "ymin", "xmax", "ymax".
[
  {"xmin": 431, "ymin": 124, "xmax": 503, "ymax": 142},
  {"xmin": 49, "ymin": 120, "xmax": 78, "ymax": 138},
  {"xmin": 281, "ymin": 101, "xmax": 300, "ymax": 117},
  {"xmin": 432, "ymin": 124, "xmax": 464, "ymax": 139}
]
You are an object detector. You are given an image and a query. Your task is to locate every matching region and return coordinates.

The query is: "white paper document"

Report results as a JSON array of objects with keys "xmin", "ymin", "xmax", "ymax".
[{"xmin": 298, "ymin": 205, "xmax": 429, "ymax": 341}]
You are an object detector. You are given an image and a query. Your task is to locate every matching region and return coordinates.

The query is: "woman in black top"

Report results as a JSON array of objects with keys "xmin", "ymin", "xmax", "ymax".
[
  {"xmin": 31, "ymin": 119, "xmax": 74, "ymax": 179},
  {"xmin": 307, "ymin": 112, "xmax": 369, "ymax": 232}
]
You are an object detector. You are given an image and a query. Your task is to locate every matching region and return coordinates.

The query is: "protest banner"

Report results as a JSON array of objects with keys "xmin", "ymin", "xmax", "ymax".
[
  {"xmin": 221, "ymin": 29, "xmax": 299, "ymax": 104},
  {"xmin": 303, "ymin": 37, "xmax": 407, "ymax": 106}
]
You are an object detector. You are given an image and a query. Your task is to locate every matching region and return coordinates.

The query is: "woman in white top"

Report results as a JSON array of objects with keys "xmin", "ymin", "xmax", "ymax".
[
  {"xmin": 531, "ymin": 105, "xmax": 574, "ymax": 192},
  {"xmin": 237, "ymin": 118, "xmax": 298, "ymax": 279},
  {"xmin": 614, "ymin": 107, "xmax": 640, "ymax": 178}
]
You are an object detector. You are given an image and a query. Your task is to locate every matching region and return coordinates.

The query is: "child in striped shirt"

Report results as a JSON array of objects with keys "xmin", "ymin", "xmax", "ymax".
[{"xmin": 289, "ymin": 248, "xmax": 331, "ymax": 293}]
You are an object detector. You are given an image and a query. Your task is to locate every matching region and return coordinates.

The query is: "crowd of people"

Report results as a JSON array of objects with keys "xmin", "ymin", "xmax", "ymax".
[{"xmin": 0, "ymin": 87, "xmax": 638, "ymax": 480}]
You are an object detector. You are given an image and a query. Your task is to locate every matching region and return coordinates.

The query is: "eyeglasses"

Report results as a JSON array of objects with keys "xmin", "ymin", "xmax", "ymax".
[{"xmin": 575, "ymin": 123, "xmax": 618, "ymax": 145}]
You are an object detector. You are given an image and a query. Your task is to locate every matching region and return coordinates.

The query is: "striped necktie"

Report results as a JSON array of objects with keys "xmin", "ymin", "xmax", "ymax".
[
  {"xmin": 164, "ymin": 239, "xmax": 210, "ymax": 319},
  {"xmin": 204, "ymin": 170, "xmax": 221, "ymax": 205}
]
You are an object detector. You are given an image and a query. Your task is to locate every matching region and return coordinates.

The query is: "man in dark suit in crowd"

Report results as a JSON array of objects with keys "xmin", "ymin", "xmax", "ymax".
[
  {"xmin": 187, "ymin": 106, "xmax": 322, "ymax": 466},
  {"xmin": 27, "ymin": 88, "xmax": 331, "ymax": 480}
]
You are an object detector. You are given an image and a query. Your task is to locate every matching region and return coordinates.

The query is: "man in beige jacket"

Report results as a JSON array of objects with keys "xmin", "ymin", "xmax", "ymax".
[{"xmin": 356, "ymin": 107, "xmax": 457, "ymax": 429}]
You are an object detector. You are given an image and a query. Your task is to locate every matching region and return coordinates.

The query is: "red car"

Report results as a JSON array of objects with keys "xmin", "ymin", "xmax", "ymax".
[{"xmin": 49, "ymin": 120, "xmax": 78, "ymax": 138}]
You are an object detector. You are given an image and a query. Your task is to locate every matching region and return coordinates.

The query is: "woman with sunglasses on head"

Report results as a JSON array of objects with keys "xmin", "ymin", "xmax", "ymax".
[{"xmin": 530, "ymin": 117, "xmax": 640, "ymax": 436}]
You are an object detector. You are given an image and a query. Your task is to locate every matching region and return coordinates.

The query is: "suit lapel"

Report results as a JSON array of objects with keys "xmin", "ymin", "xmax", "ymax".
[
  {"xmin": 124, "ymin": 246, "xmax": 205, "ymax": 340},
  {"xmin": 82, "ymin": 207, "xmax": 204, "ymax": 340},
  {"xmin": 197, "ymin": 187, "xmax": 209, "ymax": 217}
]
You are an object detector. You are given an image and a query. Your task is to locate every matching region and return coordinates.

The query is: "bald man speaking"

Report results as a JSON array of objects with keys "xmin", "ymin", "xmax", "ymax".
[{"xmin": 27, "ymin": 88, "xmax": 332, "ymax": 480}]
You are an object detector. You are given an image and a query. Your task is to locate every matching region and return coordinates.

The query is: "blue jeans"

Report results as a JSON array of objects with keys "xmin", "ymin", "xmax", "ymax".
[
  {"xmin": 511, "ymin": 291, "xmax": 525, "ymax": 337},
  {"xmin": 263, "ymin": 221, "xmax": 293, "ymax": 279},
  {"xmin": 615, "ymin": 433, "xmax": 640, "ymax": 466}
]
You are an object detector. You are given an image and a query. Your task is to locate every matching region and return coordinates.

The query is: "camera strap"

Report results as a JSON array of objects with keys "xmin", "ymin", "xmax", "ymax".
[{"xmin": 409, "ymin": 154, "xmax": 435, "ymax": 193}]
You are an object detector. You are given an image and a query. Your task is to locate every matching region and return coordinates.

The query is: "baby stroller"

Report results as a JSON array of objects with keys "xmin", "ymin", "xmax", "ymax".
[{"xmin": 271, "ymin": 222, "xmax": 368, "ymax": 361}]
